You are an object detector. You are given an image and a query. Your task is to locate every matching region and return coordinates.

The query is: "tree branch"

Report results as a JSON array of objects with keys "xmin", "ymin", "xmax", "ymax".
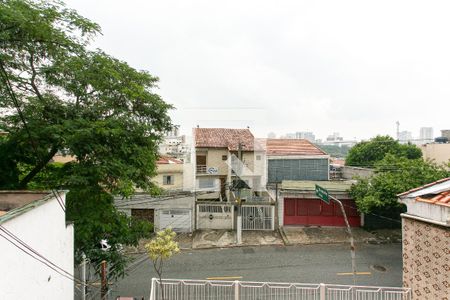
[{"xmin": 19, "ymin": 144, "xmax": 59, "ymax": 188}]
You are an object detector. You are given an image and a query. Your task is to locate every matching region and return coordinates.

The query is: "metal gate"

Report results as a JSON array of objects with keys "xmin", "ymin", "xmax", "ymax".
[{"xmin": 241, "ymin": 205, "xmax": 275, "ymax": 230}]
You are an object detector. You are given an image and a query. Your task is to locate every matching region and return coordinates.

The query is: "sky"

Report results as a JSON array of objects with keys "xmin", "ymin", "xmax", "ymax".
[{"xmin": 65, "ymin": 0, "xmax": 450, "ymax": 141}]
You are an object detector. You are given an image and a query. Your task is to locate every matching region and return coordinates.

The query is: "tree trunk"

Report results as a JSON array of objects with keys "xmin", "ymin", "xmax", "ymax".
[{"xmin": 19, "ymin": 145, "xmax": 59, "ymax": 188}]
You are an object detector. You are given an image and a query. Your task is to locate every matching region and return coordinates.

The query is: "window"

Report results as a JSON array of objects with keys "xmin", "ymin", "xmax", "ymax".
[
  {"xmin": 163, "ymin": 175, "xmax": 174, "ymax": 185},
  {"xmin": 222, "ymin": 155, "xmax": 228, "ymax": 161},
  {"xmin": 256, "ymin": 155, "xmax": 261, "ymax": 160},
  {"xmin": 198, "ymin": 178, "xmax": 216, "ymax": 189}
]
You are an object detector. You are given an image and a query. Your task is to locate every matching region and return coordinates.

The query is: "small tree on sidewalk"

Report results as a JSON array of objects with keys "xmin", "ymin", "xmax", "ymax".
[{"xmin": 145, "ymin": 228, "xmax": 180, "ymax": 300}]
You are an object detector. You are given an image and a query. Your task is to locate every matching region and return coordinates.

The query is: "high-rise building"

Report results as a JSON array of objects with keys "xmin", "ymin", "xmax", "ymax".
[
  {"xmin": 294, "ymin": 131, "xmax": 316, "ymax": 142},
  {"xmin": 398, "ymin": 131, "xmax": 413, "ymax": 143},
  {"xmin": 419, "ymin": 127, "xmax": 434, "ymax": 143}
]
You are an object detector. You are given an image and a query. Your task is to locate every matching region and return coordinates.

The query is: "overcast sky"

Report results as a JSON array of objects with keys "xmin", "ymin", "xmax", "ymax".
[{"xmin": 66, "ymin": 0, "xmax": 449, "ymax": 140}]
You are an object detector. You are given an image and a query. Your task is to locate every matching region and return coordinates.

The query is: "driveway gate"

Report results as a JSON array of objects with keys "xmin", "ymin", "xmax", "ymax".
[{"xmin": 241, "ymin": 205, "xmax": 275, "ymax": 230}]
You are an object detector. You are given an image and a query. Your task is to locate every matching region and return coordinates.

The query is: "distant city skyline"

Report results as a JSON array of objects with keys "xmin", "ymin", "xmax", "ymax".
[{"xmin": 66, "ymin": 0, "xmax": 450, "ymax": 142}]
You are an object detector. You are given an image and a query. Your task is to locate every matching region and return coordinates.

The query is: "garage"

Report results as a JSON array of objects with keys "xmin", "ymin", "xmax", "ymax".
[
  {"xmin": 131, "ymin": 208, "xmax": 154, "ymax": 223},
  {"xmin": 280, "ymin": 180, "xmax": 361, "ymax": 227},
  {"xmin": 284, "ymin": 198, "xmax": 360, "ymax": 227},
  {"xmin": 159, "ymin": 209, "xmax": 192, "ymax": 232}
]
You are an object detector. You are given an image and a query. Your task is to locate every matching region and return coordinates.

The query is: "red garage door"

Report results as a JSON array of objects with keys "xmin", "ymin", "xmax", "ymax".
[{"xmin": 284, "ymin": 198, "xmax": 360, "ymax": 227}]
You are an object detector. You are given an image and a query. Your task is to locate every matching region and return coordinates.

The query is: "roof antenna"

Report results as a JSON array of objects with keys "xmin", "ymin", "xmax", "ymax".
[{"xmin": 197, "ymin": 125, "xmax": 200, "ymax": 128}]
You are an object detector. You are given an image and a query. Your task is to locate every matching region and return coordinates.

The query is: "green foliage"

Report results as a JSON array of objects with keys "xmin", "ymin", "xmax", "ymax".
[
  {"xmin": 350, "ymin": 154, "xmax": 450, "ymax": 213},
  {"xmin": 345, "ymin": 136, "xmax": 422, "ymax": 167},
  {"xmin": 66, "ymin": 187, "xmax": 153, "ymax": 279},
  {"xmin": 0, "ymin": 0, "xmax": 172, "ymax": 279},
  {"xmin": 316, "ymin": 144, "xmax": 351, "ymax": 158}
]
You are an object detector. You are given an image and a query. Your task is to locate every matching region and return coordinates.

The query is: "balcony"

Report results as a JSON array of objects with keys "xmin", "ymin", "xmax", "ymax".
[{"xmin": 196, "ymin": 165, "xmax": 207, "ymax": 174}]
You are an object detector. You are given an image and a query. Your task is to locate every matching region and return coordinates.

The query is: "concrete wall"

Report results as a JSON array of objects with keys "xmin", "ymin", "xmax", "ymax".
[
  {"xmin": 116, "ymin": 195, "xmax": 195, "ymax": 232},
  {"xmin": 0, "ymin": 193, "xmax": 74, "ymax": 300},
  {"xmin": 342, "ymin": 166, "xmax": 374, "ymax": 180},
  {"xmin": 203, "ymin": 148, "xmax": 229, "ymax": 176},
  {"xmin": 420, "ymin": 143, "xmax": 450, "ymax": 167},
  {"xmin": 402, "ymin": 216, "xmax": 449, "ymax": 299}
]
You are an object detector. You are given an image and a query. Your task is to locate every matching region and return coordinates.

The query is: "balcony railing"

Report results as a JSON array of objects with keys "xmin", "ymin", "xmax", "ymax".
[{"xmin": 196, "ymin": 165, "xmax": 207, "ymax": 174}]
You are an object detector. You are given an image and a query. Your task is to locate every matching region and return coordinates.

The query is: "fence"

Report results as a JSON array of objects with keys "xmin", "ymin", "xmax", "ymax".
[
  {"xmin": 241, "ymin": 205, "xmax": 275, "ymax": 230},
  {"xmin": 149, "ymin": 279, "xmax": 411, "ymax": 300}
]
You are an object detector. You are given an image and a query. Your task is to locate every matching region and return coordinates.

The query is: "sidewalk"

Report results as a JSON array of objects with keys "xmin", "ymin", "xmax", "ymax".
[
  {"xmin": 280, "ymin": 226, "xmax": 376, "ymax": 245},
  {"xmin": 192, "ymin": 230, "xmax": 284, "ymax": 249}
]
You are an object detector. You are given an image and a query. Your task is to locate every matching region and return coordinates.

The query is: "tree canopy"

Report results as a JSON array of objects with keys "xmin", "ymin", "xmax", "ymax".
[
  {"xmin": 0, "ymin": 0, "xmax": 172, "ymax": 278},
  {"xmin": 350, "ymin": 154, "xmax": 450, "ymax": 214},
  {"xmin": 345, "ymin": 135, "xmax": 422, "ymax": 168}
]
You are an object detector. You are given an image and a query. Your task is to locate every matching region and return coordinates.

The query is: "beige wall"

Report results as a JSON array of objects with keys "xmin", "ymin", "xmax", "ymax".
[
  {"xmin": 154, "ymin": 163, "xmax": 183, "ymax": 191},
  {"xmin": 204, "ymin": 148, "xmax": 229, "ymax": 176},
  {"xmin": 420, "ymin": 143, "xmax": 450, "ymax": 167},
  {"xmin": 402, "ymin": 217, "xmax": 450, "ymax": 299}
]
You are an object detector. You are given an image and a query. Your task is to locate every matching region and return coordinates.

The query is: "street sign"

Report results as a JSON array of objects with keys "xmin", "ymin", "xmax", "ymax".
[{"xmin": 315, "ymin": 184, "xmax": 330, "ymax": 204}]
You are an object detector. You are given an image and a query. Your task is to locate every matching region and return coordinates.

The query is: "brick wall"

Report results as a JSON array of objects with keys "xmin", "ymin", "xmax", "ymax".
[{"xmin": 402, "ymin": 217, "xmax": 450, "ymax": 299}]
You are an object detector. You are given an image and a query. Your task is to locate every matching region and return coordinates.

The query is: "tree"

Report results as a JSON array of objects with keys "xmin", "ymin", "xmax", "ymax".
[
  {"xmin": 345, "ymin": 135, "xmax": 422, "ymax": 167},
  {"xmin": 145, "ymin": 228, "xmax": 180, "ymax": 300},
  {"xmin": 350, "ymin": 154, "xmax": 450, "ymax": 214},
  {"xmin": 0, "ymin": 0, "xmax": 172, "ymax": 279}
]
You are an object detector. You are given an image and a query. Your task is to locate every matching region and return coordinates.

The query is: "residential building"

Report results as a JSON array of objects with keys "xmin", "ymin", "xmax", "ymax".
[
  {"xmin": 420, "ymin": 143, "xmax": 450, "ymax": 167},
  {"xmin": 266, "ymin": 138, "xmax": 330, "ymax": 183},
  {"xmin": 278, "ymin": 180, "xmax": 360, "ymax": 227},
  {"xmin": 398, "ymin": 178, "xmax": 450, "ymax": 300},
  {"xmin": 398, "ymin": 130, "xmax": 413, "ymax": 143},
  {"xmin": 193, "ymin": 128, "xmax": 266, "ymax": 202},
  {"xmin": 153, "ymin": 156, "xmax": 184, "ymax": 192},
  {"xmin": 0, "ymin": 191, "xmax": 73, "ymax": 300},
  {"xmin": 281, "ymin": 131, "xmax": 316, "ymax": 142},
  {"xmin": 419, "ymin": 127, "xmax": 433, "ymax": 143},
  {"xmin": 441, "ymin": 129, "xmax": 450, "ymax": 140},
  {"xmin": 158, "ymin": 126, "xmax": 190, "ymax": 161},
  {"xmin": 115, "ymin": 193, "xmax": 195, "ymax": 232}
]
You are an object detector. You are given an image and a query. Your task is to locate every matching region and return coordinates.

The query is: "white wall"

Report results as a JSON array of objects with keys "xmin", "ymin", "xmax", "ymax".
[{"xmin": 0, "ymin": 193, "xmax": 74, "ymax": 300}]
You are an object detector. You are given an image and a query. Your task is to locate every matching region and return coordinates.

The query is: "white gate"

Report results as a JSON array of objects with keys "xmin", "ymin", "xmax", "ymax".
[
  {"xmin": 196, "ymin": 203, "xmax": 234, "ymax": 230},
  {"xmin": 241, "ymin": 205, "xmax": 275, "ymax": 230},
  {"xmin": 160, "ymin": 209, "xmax": 192, "ymax": 232}
]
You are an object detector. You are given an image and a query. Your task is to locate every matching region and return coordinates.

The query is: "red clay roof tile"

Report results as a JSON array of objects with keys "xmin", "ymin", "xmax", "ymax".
[
  {"xmin": 266, "ymin": 139, "xmax": 327, "ymax": 156},
  {"xmin": 194, "ymin": 128, "xmax": 255, "ymax": 151}
]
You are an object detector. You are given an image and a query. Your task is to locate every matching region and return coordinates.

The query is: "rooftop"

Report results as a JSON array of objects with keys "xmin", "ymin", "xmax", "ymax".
[
  {"xmin": 157, "ymin": 156, "xmax": 183, "ymax": 164},
  {"xmin": 0, "ymin": 191, "xmax": 55, "ymax": 224},
  {"xmin": 281, "ymin": 180, "xmax": 355, "ymax": 192},
  {"xmin": 194, "ymin": 128, "xmax": 256, "ymax": 151},
  {"xmin": 266, "ymin": 139, "xmax": 327, "ymax": 156}
]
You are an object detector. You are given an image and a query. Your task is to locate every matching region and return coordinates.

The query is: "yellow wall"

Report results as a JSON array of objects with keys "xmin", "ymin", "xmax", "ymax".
[
  {"xmin": 154, "ymin": 163, "xmax": 184, "ymax": 190},
  {"xmin": 420, "ymin": 143, "xmax": 450, "ymax": 167}
]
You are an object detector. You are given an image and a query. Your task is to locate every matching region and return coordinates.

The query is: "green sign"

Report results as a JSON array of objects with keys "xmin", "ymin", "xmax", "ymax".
[{"xmin": 315, "ymin": 184, "xmax": 330, "ymax": 204}]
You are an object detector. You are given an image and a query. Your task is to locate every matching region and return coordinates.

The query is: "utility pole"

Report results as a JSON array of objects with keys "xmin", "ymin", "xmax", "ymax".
[
  {"xmin": 101, "ymin": 260, "xmax": 107, "ymax": 300},
  {"xmin": 236, "ymin": 141, "xmax": 243, "ymax": 244},
  {"xmin": 316, "ymin": 184, "xmax": 356, "ymax": 284},
  {"xmin": 331, "ymin": 195, "xmax": 356, "ymax": 285},
  {"xmin": 81, "ymin": 253, "xmax": 87, "ymax": 300}
]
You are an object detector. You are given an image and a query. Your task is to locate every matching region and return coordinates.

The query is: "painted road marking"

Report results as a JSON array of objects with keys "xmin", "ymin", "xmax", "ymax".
[
  {"xmin": 336, "ymin": 272, "xmax": 372, "ymax": 276},
  {"xmin": 206, "ymin": 276, "xmax": 243, "ymax": 280}
]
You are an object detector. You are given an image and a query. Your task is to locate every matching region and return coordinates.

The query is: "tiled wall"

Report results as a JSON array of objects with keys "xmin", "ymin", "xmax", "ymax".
[{"xmin": 402, "ymin": 217, "xmax": 450, "ymax": 300}]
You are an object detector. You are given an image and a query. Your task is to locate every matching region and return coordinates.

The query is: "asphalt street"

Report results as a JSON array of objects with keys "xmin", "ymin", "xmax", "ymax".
[{"xmin": 109, "ymin": 243, "xmax": 403, "ymax": 299}]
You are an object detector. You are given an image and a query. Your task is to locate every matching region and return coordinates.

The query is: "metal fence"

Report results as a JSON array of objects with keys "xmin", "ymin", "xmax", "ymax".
[
  {"xmin": 241, "ymin": 205, "xmax": 275, "ymax": 230},
  {"xmin": 149, "ymin": 279, "xmax": 411, "ymax": 300}
]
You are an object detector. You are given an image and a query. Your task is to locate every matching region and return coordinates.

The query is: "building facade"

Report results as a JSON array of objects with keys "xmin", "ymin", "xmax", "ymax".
[
  {"xmin": 398, "ymin": 178, "xmax": 450, "ymax": 300},
  {"xmin": 0, "ymin": 191, "xmax": 74, "ymax": 300},
  {"xmin": 266, "ymin": 139, "xmax": 330, "ymax": 183}
]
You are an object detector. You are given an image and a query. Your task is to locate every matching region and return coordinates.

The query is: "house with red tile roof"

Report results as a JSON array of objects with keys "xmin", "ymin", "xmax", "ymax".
[
  {"xmin": 153, "ymin": 156, "xmax": 184, "ymax": 191},
  {"xmin": 193, "ymin": 128, "xmax": 266, "ymax": 202},
  {"xmin": 398, "ymin": 178, "xmax": 450, "ymax": 299},
  {"xmin": 265, "ymin": 139, "xmax": 330, "ymax": 183}
]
